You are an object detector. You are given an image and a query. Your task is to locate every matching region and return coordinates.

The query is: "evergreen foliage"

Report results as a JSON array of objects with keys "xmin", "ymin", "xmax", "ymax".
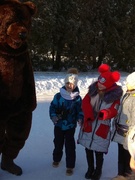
[{"xmin": 30, "ymin": 0, "xmax": 135, "ymax": 72}]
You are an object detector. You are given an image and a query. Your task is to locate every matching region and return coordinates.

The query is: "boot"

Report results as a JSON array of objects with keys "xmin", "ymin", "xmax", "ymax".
[
  {"xmin": 112, "ymin": 175, "xmax": 127, "ymax": 180},
  {"xmin": 112, "ymin": 164, "xmax": 129, "ymax": 180},
  {"xmin": 127, "ymin": 172, "xmax": 135, "ymax": 180},
  {"xmin": 124, "ymin": 167, "xmax": 132, "ymax": 177},
  {"xmin": 91, "ymin": 151, "xmax": 104, "ymax": 180},
  {"xmin": 85, "ymin": 148, "xmax": 94, "ymax": 179},
  {"xmin": 1, "ymin": 155, "xmax": 22, "ymax": 176}
]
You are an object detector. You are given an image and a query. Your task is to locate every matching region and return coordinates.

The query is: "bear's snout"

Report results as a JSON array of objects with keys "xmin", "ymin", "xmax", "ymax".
[
  {"xmin": 6, "ymin": 22, "xmax": 28, "ymax": 49},
  {"xmin": 19, "ymin": 32, "xmax": 27, "ymax": 40}
]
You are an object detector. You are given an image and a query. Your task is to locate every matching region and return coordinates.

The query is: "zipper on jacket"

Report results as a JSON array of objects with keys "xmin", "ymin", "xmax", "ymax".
[{"xmin": 89, "ymin": 99, "xmax": 102, "ymax": 148}]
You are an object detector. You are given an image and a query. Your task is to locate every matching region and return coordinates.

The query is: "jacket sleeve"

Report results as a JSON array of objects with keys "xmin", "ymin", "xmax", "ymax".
[
  {"xmin": 76, "ymin": 96, "xmax": 84, "ymax": 120},
  {"xmin": 49, "ymin": 94, "xmax": 59, "ymax": 118},
  {"xmin": 82, "ymin": 93, "xmax": 94, "ymax": 121},
  {"xmin": 98, "ymin": 99, "xmax": 120, "ymax": 120}
]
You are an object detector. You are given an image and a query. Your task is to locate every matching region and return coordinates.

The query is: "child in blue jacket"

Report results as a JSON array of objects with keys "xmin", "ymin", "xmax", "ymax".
[{"xmin": 49, "ymin": 68, "xmax": 83, "ymax": 176}]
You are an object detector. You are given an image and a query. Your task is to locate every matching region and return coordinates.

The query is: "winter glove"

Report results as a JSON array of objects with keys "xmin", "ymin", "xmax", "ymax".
[
  {"xmin": 78, "ymin": 119, "xmax": 83, "ymax": 126},
  {"xmin": 98, "ymin": 101, "xmax": 120, "ymax": 120},
  {"xmin": 98, "ymin": 109, "xmax": 109, "ymax": 120},
  {"xmin": 51, "ymin": 116, "xmax": 59, "ymax": 124}
]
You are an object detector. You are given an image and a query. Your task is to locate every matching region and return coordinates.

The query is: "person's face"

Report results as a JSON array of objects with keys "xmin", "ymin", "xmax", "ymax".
[
  {"xmin": 97, "ymin": 82, "xmax": 106, "ymax": 90},
  {"xmin": 65, "ymin": 82, "xmax": 75, "ymax": 92}
]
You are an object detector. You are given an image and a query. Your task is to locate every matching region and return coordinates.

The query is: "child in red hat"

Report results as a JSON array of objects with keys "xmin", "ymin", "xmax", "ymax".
[{"xmin": 78, "ymin": 64, "xmax": 123, "ymax": 180}]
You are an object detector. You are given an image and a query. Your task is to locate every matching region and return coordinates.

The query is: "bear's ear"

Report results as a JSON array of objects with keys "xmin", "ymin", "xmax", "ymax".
[{"xmin": 24, "ymin": 1, "xmax": 37, "ymax": 16}]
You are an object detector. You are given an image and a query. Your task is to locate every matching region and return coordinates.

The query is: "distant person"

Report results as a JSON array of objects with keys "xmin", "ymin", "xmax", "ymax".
[
  {"xmin": 49, "ymin": 68, "xmax": 84, "ymax": 176},
  {"xmin": 78, "ymin": 64, "xmax": 123, "ymax": 180},
  {"xmin": 112, "ymin": 72, "xmax": 135, "ymax": 180}
]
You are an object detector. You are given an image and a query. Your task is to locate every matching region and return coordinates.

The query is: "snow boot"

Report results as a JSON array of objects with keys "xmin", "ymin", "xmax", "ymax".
[
  {"xmin": 66, "ymin": 168, "xmax": 73, "ymax": 176},
  {"xmin": 1, "ymin": 155, "xmax": 22, "ymax": 176},
  {"xmin": 112, "ymin": 162, "xmax": 132, "ymax": 180},
  {"xmin": 52, "ymin": 161, "xmax": 60, "ymax": 167},
  {"xmin": 91, "ymin": 151, "xmax": 104, "ymax": 180},
  {"xmin": 115, "ymin": 163, "xmax": 132, "ymax": 177},
  {"xmin": 85, "ymin": 148, "xmax": 94, "ymax": 179},
  {"xmin": 127, "ymin": 172, "xmax": 135, "ymax": 180}
]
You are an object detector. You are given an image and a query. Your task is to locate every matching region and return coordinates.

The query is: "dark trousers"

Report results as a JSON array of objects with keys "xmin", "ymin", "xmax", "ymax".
[
  {"xmin": 0, "ymin": 112, "xmax": 32, "ymax": 159},
  {"xmin": 117, "ymin": 143, "xmax": 131, "ymax": 176},
  {"xmin": 85, "ymin": 148, "xmax": 104, "ymax": 172},
  {"xmin": 53, "ymin": 126, "xmax": 76, "ymax": 168}
]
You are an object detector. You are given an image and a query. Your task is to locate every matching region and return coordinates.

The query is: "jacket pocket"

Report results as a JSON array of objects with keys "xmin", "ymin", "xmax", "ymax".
[{"xmin": 96, "ymin": 124, "xmax": 110, "ymax": 139}]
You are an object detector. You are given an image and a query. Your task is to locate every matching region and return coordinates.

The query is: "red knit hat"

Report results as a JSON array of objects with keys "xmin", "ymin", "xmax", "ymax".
[{"xmin": 98, "ymin": 64, "xmax": 120, "ymax": 89}]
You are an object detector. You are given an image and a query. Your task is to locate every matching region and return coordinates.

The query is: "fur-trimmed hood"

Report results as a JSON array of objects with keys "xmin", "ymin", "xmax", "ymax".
[{"xmin": 88, "ymin": 81, "xmax": 123, "ymax": 103}]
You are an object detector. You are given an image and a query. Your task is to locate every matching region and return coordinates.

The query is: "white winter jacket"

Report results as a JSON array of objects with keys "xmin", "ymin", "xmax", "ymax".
[{"xmin": 112, "ymin": 90, "xmax": 135, "ymax": 151}]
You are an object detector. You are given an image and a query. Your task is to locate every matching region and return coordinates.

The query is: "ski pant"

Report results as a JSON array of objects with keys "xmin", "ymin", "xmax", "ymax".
[
  {"xmin": 85, "ymin": 148, "xmax": 104, "ymax": 172},
  {"xmin": 117, "ymin": 143, "xmax": 132, "ymax": 176},
  {"xmin": 53, "ymin": 126, "xmax": 76, "ymax": 168}
]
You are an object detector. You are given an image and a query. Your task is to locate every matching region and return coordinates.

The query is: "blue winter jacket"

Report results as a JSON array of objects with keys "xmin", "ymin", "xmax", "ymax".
[{"xmin": 49, "ymin": 86, "xmax": 84, "ymax": 130}]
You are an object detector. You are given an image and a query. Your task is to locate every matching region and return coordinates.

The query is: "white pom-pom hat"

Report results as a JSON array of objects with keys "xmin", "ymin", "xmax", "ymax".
[{"xmin": 64, "ymin": 74, "xmax": 78, "ymax": 87}]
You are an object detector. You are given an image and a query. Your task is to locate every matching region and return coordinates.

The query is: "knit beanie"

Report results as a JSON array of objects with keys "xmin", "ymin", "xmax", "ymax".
[
  {"xmin": 98, "ymin": 64, "xmax": 120, "ymax": 89},
  {"xmin": 126, "ymin": 72, "xmax": 135, "ymax": 90},
  {"xmin": 64, "ymin": 68, "xmax": 78, "ymax": 87}
]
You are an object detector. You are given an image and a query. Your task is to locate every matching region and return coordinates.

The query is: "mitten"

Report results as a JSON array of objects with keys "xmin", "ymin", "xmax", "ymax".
[{"xmin": 51, "ymin": 116, "xmax": 59, "ymax": 124}]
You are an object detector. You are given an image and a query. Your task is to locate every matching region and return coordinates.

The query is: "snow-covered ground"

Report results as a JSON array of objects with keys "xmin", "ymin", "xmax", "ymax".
[
  {"xmin": 35, "ymin": 71, "xmax": 128, "ymax": 100},
  {"xmin": 0, "ymin": 71, "xmax": 129, "ymax": 180}
]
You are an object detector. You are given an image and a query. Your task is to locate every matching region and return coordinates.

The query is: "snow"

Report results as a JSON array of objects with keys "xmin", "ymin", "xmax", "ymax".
[{"xmin": 0, "ymin": 71, "xmax": 129, "ymax": 180}]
